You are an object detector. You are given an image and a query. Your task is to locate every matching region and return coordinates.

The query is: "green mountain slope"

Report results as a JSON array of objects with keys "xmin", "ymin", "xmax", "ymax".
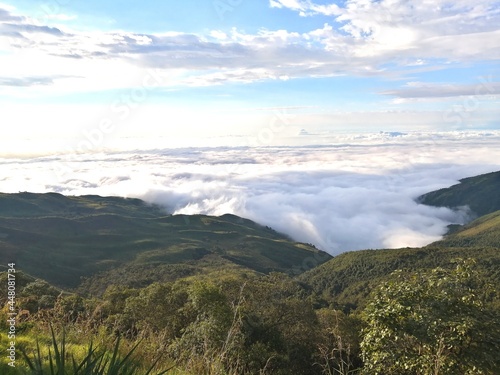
[
  {"xmin": 432, "ymin": 210, "xmax": 500, "ymax": 247},
  {"xmin": 418, "ymin": 170, "xmax": 500, "ymax": 217},
  {"xmin": 0, "ymin": 193, "xmax": 330, "ymax": 290},
  {"xmin": 301, "ymin": 175, "xmax": 500, "ymax": 311},
  {"xmin": 0, "ymin": 192, "xmax": 166, "ymax": 218},
  {"xmin": 300, "ymin": 244, "xmax": 500, "ymax": 311}
]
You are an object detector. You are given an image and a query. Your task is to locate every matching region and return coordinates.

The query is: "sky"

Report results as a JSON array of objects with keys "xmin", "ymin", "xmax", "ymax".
[
  {"xmin": 0, "ymin": 0, "xmax": 499, "ymax": 154},
  {"xmin": 1, "ymin": 1, "xmax": 500, "ymax": 254}
]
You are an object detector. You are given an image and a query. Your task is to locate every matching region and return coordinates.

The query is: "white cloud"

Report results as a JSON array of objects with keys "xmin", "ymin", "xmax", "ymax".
[
  {"xmin": 1, "ymin": 131, "xmax": 499, "ymax": 254},
  {"xmin": 381, "ymin": 79, "xmax": 500, "ymax": 99},
  {"xmin": 270, "ymin": 0, "xmax": 341, "ymax": 17},
  {"xmin": 1, "ymin": 2, "xmax": 499, "ymax": 94}
]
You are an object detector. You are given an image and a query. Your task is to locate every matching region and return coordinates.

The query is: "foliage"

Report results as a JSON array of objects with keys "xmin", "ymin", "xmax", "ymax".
[
  {"xmin": 119, "ymin": 273, "xmax": 327, "ymax": 374},
  {"xmin": 360, "ymin": 259, "xmax": 500, "ymax": 375},
  {"xmin": 300, "ymin": 242, "xmax": 500, "ymax": 312},
  {"xmin": 19, "ymin": 327, "xmax": 171, "ymax": 375},
  {"xmin": 434, "ymin": 210, "xmax": 500, "ymax": 247},
  {"xmin": 418, "ymin": 170, "xmax": 500, "ymax": 217},
  {"xmin": 0, "ymin": 193, "xmax": 329, "ymax": 289},
  {"xmin": 315, "ymin": 309, "xmax": 362, "ymax": 375},
  {"xmin": 167, "ymin": 281, "xmax": 244, "ymax": 375}
]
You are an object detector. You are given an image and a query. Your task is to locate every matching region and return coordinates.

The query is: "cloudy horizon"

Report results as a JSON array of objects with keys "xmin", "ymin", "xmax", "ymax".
[
  {"xmin": 2, "ymin": 130, "xmax": 499, "ymax": 255},
  {"xmin": 1, "ymin": 0, "xmax": 499, "ymax": 150},
  {"xmin": 1, "ymin": 1, "xmax": 499, "ymax": 254}
]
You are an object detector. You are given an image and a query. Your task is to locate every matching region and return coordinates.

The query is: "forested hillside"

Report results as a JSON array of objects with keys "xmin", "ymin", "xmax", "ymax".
[
  {"xmin": 419, "ymin": 170, "xmax": 500, "ymax": 217},
  {"xmin": 1, "ymin": 172, "xmax": 499, "ymax": 374},
  {"xmin": 0, "ymin": 193, "xmax": 329, "ymax": 290}
]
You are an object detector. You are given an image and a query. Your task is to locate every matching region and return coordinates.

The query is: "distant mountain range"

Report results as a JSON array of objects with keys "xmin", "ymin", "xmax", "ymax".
[
  {"xmin": 0, "ymin": 192, "xmax": 329, "ymax": 292},
  {"xmin": 0, "ymin": 170, "xmax": 499, "ymax": 309}
]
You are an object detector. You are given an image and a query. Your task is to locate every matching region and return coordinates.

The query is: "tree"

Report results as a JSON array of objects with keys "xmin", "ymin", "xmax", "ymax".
[
  {"xmin": 241, "ymin": 273, "xmax": 321, "ymax": 375},
  {"xmin": 360, "ymin": 259, "xmax": 500, "ymax": 375},
  {"xmin": 20, "ymin": 279, "xmax": 60, "ymax": 312},
  {"xmin": 167, "ymin": 281, "xmax": 244, "ymax": 374},
  {"xmin": 315, "ymin": 308, "xmax": 362, "ymax": 375}
]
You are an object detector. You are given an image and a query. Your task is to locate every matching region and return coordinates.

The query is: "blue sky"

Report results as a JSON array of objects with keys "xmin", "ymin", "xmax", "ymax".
[{"xmin": 1, "ymin": 0, "xmax": 500, "ymax": 153}]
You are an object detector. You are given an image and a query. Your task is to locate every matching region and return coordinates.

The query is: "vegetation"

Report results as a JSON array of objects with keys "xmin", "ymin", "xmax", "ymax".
[
  {"xmin": 361, "ymin": 259, "xmax": 500, "ymax": 375},
  {"xmin": 0, "ymin": 193, "xmax": 329, "ymax": 289},
  {"xmin": 433, "ymin": 210, "xmax": 500, "ymax": 247},
  {"xmin": 300, "ymin": 208, "xmax": 500, "ymax": 311},
  {"xmin": 0, "ymin": 171, "xmax": 499, "ymax": 374},
  {"xmin": 21, "ymin": 328, "xmax": 170, "ymax": 375},
  {"xmin": 419, "ymin": 170, "xmax": 500, "ymax": 217}
]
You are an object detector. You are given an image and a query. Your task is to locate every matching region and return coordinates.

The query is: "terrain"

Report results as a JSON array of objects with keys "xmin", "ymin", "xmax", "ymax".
[
  {"xmin": 419, "ymin": 170, "xmax": 500, "ymax": 217},
  {"xmin": 0, "ymin": 170, "xmax": 499, "ymax": 374},
  {"xmin": 0, "ymin": 192, "xmax": 329, "ymax": 291},
  {"xmin": 301, "ymin": 170, "xmax": 500, "ymax": 310}
]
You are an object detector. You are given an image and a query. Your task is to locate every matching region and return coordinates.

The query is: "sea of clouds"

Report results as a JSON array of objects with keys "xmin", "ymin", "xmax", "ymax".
[{"xmin": 2, "ymin": 131, "xmax": 500, "ymax": 255}]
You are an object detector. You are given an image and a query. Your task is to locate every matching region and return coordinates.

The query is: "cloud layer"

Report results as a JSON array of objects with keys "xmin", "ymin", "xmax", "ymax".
[
  {"xmin": 1, "ymin": 131, "xmax": 499, "ymax": 255},
  {"xmin": 1, "ymin": 1, "xmax": 499, "ymax": 93}
]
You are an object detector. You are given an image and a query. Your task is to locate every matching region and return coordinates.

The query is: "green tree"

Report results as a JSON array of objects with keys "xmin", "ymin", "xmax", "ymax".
[
  {"xmin": 360, "ymin": 259, "xmax": 500, "ymax": 375},
  {"xmin": 168, "ymin": 281, "xmax": 243, "ymax": 375},
  {"xmin": 315, "ymin": 309, "xmax": 362, "ymax": 375},
  {"xmin": 241, "ymin": 273, "xmax": 320, "ymax": 375},
  {"xmin": 20, "ymin": 279, "xmax": 60, "ymax": 312},
  {"xmin": 123, "ymin": 282, "xmax": 188, "ymax": 339}
]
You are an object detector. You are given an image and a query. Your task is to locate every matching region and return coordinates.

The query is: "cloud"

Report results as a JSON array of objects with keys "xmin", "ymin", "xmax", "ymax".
[
  {"xmin": 1, "ymin": 131, "xmax": 499, "ymax": 255},
  {"xmin": 381, "ymin": 80, "xmax": 500, "ymax": 100},
  {"xmin": 0, "ymin": 22, "xmax": 64, "ymax": 36},
  {"xmin": 0, "ymin": 75, "xmax": 76, "ymax": 87},
  {"xmin": 0, "ymin": 7, "xmax": 21, "ymax": 22},
  {"xmin": 1, "ymin": 2, "xmax": 499, "ymax": 94},
  {"xmin": 269, "ymin": 0, "xmax": 341, "ymax": 17}
]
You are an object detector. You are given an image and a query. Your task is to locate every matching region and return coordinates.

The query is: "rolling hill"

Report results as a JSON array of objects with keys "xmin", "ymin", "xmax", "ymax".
[
  {"xmin": 1, "ymin": 172, "xmax": 499, "ymax": 374},
  {"xmin": 0, "ymin": 192, "xmax": 330, "ymax": 291},
  {"xmin": 433, "ymin": 210, "xmax": 500, "ymax": 247},
  {"xmin": 301, "ymin": 171, "xmax": 500, "ymax": 310},
  {"xmin": 418, "ymin": 170, "xmax": 500, "ymax": 217},
  {"xmin": 1, "ymin": 170, "xmax": 498, "ymax": 303}
]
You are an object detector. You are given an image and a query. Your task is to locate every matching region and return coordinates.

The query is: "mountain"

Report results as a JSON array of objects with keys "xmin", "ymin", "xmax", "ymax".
[
  {"xmin": 2, "ymin": 169, "xmax": 498, "ymax": 304},
  {"xmin": 0, "ymin": 191, "xmax": 166, "ymax": 218},
  {"xmin": 418, "ymin": 170, "xmax": 500, "ymax": 217},
  {"xmin": 0, "ymin": 192, "xmax": 330, "ymax": 291},
  {"xmin": 301, "ymin": 174, "xmax": 500, "ymax": 311},
  {"xmin": 1, "ymin": 174, "xmax": 499, "ymax": 374},
  {"xmin": 432, "ymin": 209, "xmax": 500, "ymax": 248}
]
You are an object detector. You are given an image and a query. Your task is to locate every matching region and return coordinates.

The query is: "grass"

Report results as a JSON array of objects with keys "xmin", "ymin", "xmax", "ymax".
[{"xmin": 11, "ymin": 327, "xmax": 172, "ymax": 375}]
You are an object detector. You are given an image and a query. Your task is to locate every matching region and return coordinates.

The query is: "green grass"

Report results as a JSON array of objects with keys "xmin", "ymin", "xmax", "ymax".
[{"xmin": 16, "ymin": 328, "xmax": 171, "ymax": 375}]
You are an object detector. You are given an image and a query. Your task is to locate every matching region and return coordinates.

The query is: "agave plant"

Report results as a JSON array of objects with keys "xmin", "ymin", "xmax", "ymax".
[{"xmin": 21, "ymin": 326, "xmax": 172, "ymax": 375}]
